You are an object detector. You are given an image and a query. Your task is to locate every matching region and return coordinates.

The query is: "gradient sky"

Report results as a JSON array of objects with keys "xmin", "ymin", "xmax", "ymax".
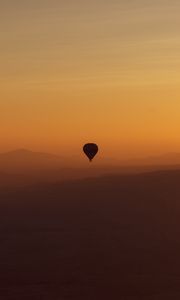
[{"xmin": 1, "ymin": 0, "xmax": 180, "ymax": 158}]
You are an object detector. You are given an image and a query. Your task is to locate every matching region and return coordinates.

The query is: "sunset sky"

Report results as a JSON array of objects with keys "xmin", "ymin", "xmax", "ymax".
[{"xmin": 1, "ymin": 0, "xmax": 180, "ymax": 159}]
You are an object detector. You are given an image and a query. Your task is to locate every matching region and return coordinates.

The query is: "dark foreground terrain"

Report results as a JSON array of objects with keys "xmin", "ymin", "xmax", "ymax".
[{"xmin": 1, "ymin": 170, "xmax": 180, "ymax": 299}]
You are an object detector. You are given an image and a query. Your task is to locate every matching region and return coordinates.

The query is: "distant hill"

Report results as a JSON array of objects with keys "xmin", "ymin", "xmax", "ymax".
[
  {"xmin": 0, "ymin": 149, "xmax": 64, "ymax": 173},
  {"xmin": 1, "ymin": 149, "xmax": 180, "ymax": 188},
  {"xmin": 0, "ymin": 149, "xmax": 59, "ymax": 160},
  {"xmin": 0, "ymin": 149, "xmax": 123, "ymax": 186},
  {"xmin": 1, "ymin": 149, "xmax": 180, "ymax": 169},
  {"xmin": 126, "ymin": 152, "xmax": 180, "ymax": 166}
]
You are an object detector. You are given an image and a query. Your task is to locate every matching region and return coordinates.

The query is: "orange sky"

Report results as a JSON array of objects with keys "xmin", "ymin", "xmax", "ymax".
[{"xmin": 1, "ymin": 1, "xmax": 180, "ymax": 159}]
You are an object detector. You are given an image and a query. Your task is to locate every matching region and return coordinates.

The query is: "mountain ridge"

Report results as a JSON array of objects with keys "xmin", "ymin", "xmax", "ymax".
[{"xmin": 2, "ymin": 149, "xmax": 180, "ymax": 166}]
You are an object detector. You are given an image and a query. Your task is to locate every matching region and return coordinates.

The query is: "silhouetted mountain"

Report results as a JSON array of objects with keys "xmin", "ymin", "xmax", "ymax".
[
  {"xmin": 0, "ymin": 148, "xmax": 59, "ymax": 159},
  {"xmin": 1, "ymin": 149, "xmax": 180, "ymax": 189},
  {"xmin": 0, "ymin": 148, "xmax": 60, "ymax": 162},
  {"xmin": 0, "ymin": 149, "xmax": 120, "ymax": 187},
  {"xmin": 1, "ymin": 170, "xmax": 180, "ymax": 299},
  {"xmin": 0, "ymin": 149, "xmax": 64, "ymax": 173},
  {"xmin": 2, "ymin": 149, "xmax": 180, "ymax": 170},
  {"xmin": 126, "ymin": 152, "xmax": 180, "ymax": 166}
]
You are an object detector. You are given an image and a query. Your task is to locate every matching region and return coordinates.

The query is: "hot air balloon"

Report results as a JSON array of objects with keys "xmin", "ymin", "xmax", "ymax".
[{"xmin": 83, "ymin": 143, "xmax": 98, "ymax": 162}]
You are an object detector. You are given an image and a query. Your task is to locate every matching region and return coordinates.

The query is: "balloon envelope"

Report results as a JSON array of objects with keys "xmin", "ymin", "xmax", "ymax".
[{"xmin": 83, "ymin": 143, "xmax": 98, "ymax": 161}]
